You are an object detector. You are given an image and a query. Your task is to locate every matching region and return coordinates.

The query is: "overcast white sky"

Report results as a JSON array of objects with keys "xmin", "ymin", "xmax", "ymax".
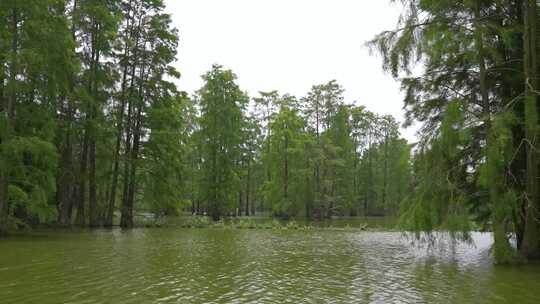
[{"xmin": 164, "ymin": 0, "xmax": 417, "ymax": 141}]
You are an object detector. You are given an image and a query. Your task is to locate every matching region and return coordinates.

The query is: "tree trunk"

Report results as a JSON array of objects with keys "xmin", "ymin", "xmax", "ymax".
[
  {"xmin": 209, "ymin": 94, "xmax": 219, "ymax": 221},
  {"xmin": 120, "ymin": 123, "xmax": 132, "ymax": 228},
  {"xmin": 89, "ymin": 139, "xmax": 98, "ymax": 226},
  {"xmin": 0, "ymin": 60, "xmax": 6, "ymax": 235},
  {"xmin": 121, "ymin": 91, "xmax": 143, "ymax": 228},
  {"xmin": 105, "ymin": 1, "xmax": 134, "ymax": 227},
  {"xmin": 382, "ymin": 133, "xmax": 388, "ymax": 211},
  {"xmin": 0, "ymin": 168, "xmax": 7, "ymax": 236},
  {"xmin": 284, "ymin": 131, "xmax": 289, "ymax": 204},
  {"xmin": 366, "ymin": 131, "xmax": 373, "ymax": 216},
  {"xmin": 56, "ymin": 0, "xmax": 79, "ymax": 227},
  {"xmin": 57, "ymin": 122, "xmax": 74, "ymax": 226},
  {"xmin": 120, "ymin": 63, "xmax": 137, "ymax": 228},
  {"xmin": 0, "ymin": 7, "xmax": 18, "ymax": 235},
  {"xmin": 88, "ymin": 23, "xmax": 101, "ymax": 228},
  {"xmin": 106, "ymin": 70, "xmax": 129, "ymax": 225},
  {"xmin": 245, "ymin": 157, "xmax": 251, "ymax": 216},
  {"xmin": 315, "ymin": 101, "xmax": 321, "ymax": 219},
  {"xmin": 474, "ymin": 0, "xmax": 514, "ymax": 263},
  {"xmin": 121, "ymin": 117, "xmax": 140, "ymax": 228},
  {"xmin": 238, "ymin": 189, "xmax": 242, "ymax": 216},
  {"xmin": 75, "ymin": 130, "xmax": 89, "ymax": 226},
  {"xmin": 520, "ymin": 0, "xmax": 540, "ymax": 259}
]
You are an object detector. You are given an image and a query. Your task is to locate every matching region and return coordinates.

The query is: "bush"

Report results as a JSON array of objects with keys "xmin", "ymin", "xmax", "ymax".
[
  {"xmin": 285, "ymin": 220, "xmax": 299, "ymax": 230},
  {"xmin": 180, "ymin": 216, "xmax": 211, "ymax": 228}
]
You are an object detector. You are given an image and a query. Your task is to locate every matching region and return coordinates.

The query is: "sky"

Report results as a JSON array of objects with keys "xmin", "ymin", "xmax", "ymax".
[{"xmin": 164, "ymin": 0, "xmax": 418, "ymax": 141}]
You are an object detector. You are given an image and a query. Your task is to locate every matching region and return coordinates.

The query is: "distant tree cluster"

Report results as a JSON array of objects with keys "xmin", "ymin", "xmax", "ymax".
[{"xmin": 193, "ymin": 72, "xmax": 412, "ymax": 220}]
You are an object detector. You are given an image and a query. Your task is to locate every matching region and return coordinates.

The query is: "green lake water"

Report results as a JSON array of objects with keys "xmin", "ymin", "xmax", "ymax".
[{"xmin": 1, "ymin": 227, "xmax": 540, "ymax": 303}]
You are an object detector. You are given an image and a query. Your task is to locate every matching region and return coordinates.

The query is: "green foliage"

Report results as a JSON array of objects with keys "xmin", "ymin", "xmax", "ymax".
[
  {"xmin": 2, "ymin": 137, "xmax": 58, "ymax": 224},
  {"xmin": 398, "ymin": 101, "xmax": 469, "ymax": 239},
  {"xmin": 142, "ymin": 93, "xmax": 188, "ymax": 217},
  {"xmin": 263, "ymin": 101, "xmax": 309, "ymax": 218},
  {"xmin": 480, "ymin": 113, "xmax": 518, "ymax": 263},
  {"xmin": 0, "ymin": 0, "xmax": 413, "ymax": 235},
  {"xmin": 198, "ymin": 65, "xmax": 248, "ymax": 220},
  {"xmin": 372, "ymin": 0, "xmax": 540, "ymax": 263},
  {"xmin": 180, "ymin": 216, "xmax": 212, "ymax": 228}
]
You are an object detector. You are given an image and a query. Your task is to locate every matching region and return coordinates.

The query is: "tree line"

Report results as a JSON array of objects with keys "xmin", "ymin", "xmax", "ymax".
[
  {"xmin": 194, "ymin": 71, "xmax": 411, "ymax": 221},
  {"xmin": 0, "ymin": 0, "xmax": 184, "ymax": 232},
  {"xmin": 0, "ymin": 0, "xmax": 411, "ymax": 234},
  {"xmin": 371, "ymin": 0, "xmax": 540, "ymax": 263}
]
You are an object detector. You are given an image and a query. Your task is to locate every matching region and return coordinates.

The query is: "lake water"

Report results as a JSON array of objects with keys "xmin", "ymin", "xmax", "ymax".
[{"xmin": 1, "ymin": 228, "xmax": 540, "ymax": 303}]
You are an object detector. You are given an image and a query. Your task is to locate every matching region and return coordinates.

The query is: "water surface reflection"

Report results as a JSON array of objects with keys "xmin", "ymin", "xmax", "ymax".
[{"xmin": 0, "ymin": 229, "xmax": 539, "ymax": 303}]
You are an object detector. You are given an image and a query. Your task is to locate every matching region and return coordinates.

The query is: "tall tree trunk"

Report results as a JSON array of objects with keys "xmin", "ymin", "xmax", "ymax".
[
  {"xmin": 105, "ymin": 53, "xmax": 129, "ymax": 227},
  {"xmin": 238, "ymin": 189, "xmax": 242, "ymax": 216},
  {"xmin": 120, "ymin": 26, "xmax": 144, "ymax": 227},
  {"xmin": 57, "ymin": 120, "xmax": 74, "ymax": 226},
  {"xmin": 474, "ymin": 0, "xmax": 513, "ymax": 262},
  {"xmin": 0, "ymin": 74, "xmax": 7, "ymax": 231},
  {"xmin": 120, "ymin": 125, "xmax": 133, "ymax": 226},
  {"xmin": 0, "ymin": 61, "xmax": 6, "ymax": 235},
  {"xmin": 382, "ymin": 133, "xmax": 388, "ymax": 211},
  {"xmin": 520, "ymin": 0, "xmax": 540, "ymax": 259},
  {"xmin": 105, "ymin": 0, "xmax": 134, "ymax": 227},
  {"xmin": 284, "ymin": 132, "xmax": 289, "ymax": 213},
  {"xmin": 366, "ymin": 131, "xmax": 373, "ymax": 216},
  {"xmin": 0, "ymin": 7, "xmax": 18, "ymax": 235},
  {"xmin": 265, "ymin": 104, "xmax": 272, "ymax": 210},
  {"xmin": 122, "ymin": 106, "xmax": 142, "ymax": 228},
  {"xmin": 76, "ymin": 130, "xmax": 89, "ymax": 226},
  {"xmin": 245, "ymin": 157, "xmax": 251, "ymax": 216},
  {"xmin": 121, "ymin": 47, "xmax": 147, "ymax": 228},
  {"xmin": 120, "ymin": 66, "xmax": 136, "ymax": 228},
  {"xmin": 352, "ymin": 154, "xmax": 358, "ymax": 216},
  {"xmin": 88, "ymin": 23, "xmax": 101, "ymax": 228},
  {"xmin": 209, "ymin": 93, "xmax": 219, "ymax": 221},
  {"xmin": 56, "ymin": 0, "xmax": 78, "ymax": 226},
  {"xmin": 120, "ymin": 128, "xmax": 132, "ymax": 227},
  {"xmin": 88, "ymin": 138, "xmax": 98, "ymax": 226},
  {"xmin": 0, "ymin": 172, "xmax": 8, "ymax": 236}
]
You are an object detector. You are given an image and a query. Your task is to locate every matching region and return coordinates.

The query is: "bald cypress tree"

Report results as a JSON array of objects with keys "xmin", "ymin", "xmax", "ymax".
[
  {"xmin": 520, "ymin": 0, "xmax": 540, "ymax": 259},
  {"xmin": 371, "ymin": 0, "xmax": 540, "ymax": 263},
  {"xmin": 198, "ymin": 65, "xmax": 248, "ymax": 220},
  {"xmin": 0, "ymin": 0, "xmax": 75, "ymax": 233}
]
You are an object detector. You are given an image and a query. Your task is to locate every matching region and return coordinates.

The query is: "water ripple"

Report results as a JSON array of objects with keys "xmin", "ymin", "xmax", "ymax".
[{"xmin": 1, "ymin": 230, "xmax": 539, "ymax": 303}]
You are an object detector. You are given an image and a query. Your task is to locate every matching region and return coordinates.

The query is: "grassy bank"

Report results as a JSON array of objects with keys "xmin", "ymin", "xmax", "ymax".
[{"xmin": 133, "ymin": 215, "xmax": 399, "ymax": 231}]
